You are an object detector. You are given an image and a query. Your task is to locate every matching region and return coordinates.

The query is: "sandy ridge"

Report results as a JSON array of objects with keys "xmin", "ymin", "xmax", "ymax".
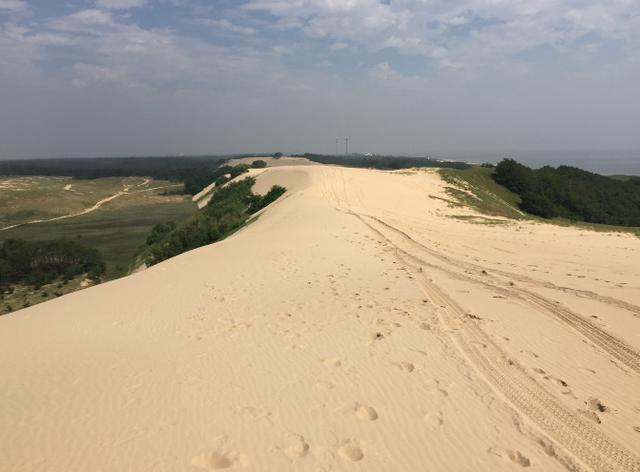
[{"xmin": 1, "ymin": 164, "xmax": 639, "ymax": 471}]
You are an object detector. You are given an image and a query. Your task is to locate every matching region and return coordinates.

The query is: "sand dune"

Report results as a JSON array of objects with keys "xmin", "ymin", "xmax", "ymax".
[{"xmin": 1, "ymin": 164, "xmax": 639, "ymax": 471}]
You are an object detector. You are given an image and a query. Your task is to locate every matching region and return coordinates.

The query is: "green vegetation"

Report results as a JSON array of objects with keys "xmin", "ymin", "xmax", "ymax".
[
  {"xmin": 0, "ymin": 199, "xmax": 196, "ymax": 279},
  {"xmin": 0, "ymin": 156, "xmax": 228, "ymax": 181},
  {"xmin": 0, "ymin": 176, "xmax": 183, "ymax": 228},
  {"xmin": 439, "ymin": 166, "xmax": 526, "ymax": 219},
  {"xmin": 186, "ymin": 163, "xmax": 250, "ymax": 194},
  {"xmin": 0, "ymin": 155, "xmax": 248, "ymax": 197},
  {"xmin": 298, "ymin": 153, "xmax": 469, "ymax": 170},
  {"xmin": 145, "ymin": 221, "xmax": 177, "ymax": 245},
  {"xmin": 251, "ymin": 160, "xmax": 267, "ymax": 168},
  {"xmin": 247, "ymin": 185, "xmax": 286, "ymax": 213},
  {"xmin": 493, "ymin": 159, "xmax": 640, "ymax": 226},
  {"xmin": 144, "ymin": 178, "xmax": 285, "ymax": 265},
  {"xmin": 0, "ymin": 238, "xmax": 105, "ymax": 289}
]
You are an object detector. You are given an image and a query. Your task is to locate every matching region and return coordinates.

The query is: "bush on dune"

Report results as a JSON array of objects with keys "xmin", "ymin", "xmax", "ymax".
[{"xmin": 145, "ymin": 177, "xmax": 286, "ymax": 265}]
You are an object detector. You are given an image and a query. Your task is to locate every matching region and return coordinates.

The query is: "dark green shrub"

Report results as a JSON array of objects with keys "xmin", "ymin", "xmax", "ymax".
[
  {"xmin": 0, "ymin": 238, "xmax": 106, "ymax": 288},
  {"xmin": 145, "ymin": 177, "xmax": 286, "ymax": 265},
  {"xmin": 493, "ymin": 159, "xmax": 640, "ymax": 226}
]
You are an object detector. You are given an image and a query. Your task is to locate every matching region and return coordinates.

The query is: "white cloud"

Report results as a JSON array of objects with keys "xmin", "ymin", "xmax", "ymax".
[
  {"xmin": 1, "ymin": 0, "xmax": 639, "ymax": 158},
  {"xmin": 243, "ymin": 0, "xmax": 640, "ymax": 69},
  {"xmin": 0, "ymin": 0, "xmax": 28, "ymax": 11},
  {"xmin": 198, "ymin": 18, "xmax": 256, "ymax": 35},
  {"xmin": 368, "ymin": 61, "xmax": 393, "ymax": 81},
  {"xmin": 54, "ymin": 9, "xmax": 114, "ymax": 28},
  {"xmin": 72, "ymin": 63, "xmax": 127, "ymax": 87},
  {"xmin": 94, "ymin": 0, "xmax": 146, "ymax": 10}
]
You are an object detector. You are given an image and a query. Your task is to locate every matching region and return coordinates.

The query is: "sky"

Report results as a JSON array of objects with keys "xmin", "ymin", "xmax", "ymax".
[{"xmin": 0, "ymin": 0, "xmax": 639, "ymax": 160}]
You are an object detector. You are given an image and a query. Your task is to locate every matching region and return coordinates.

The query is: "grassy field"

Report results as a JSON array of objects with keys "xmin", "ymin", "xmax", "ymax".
[
  {"xmin": 0, "ymin": 176, "xmax": 197, "ymax": 315},
  {"xmin": 440, "ymin": 166, "xmax": 640, "ymax": 235},
  {"xmin": 0, "ymin": 176, "xmax": 168, "ymax": 228}
]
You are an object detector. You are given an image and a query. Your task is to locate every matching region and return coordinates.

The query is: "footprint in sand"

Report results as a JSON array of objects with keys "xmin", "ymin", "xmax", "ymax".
[
  {"xmin": 192, "ymin": 449, "xmax": 246, "ymax": 470},
  {"xmin": 399, "ymin": 361, "xmax": 415, "ymax": 372},
  {"xmin": 323, "ymin": 357, "xmax": 342, "ymax": 367},
  {"xmin": 393, "ymin": 361, "xmax": 415, "ymax": 372},
  {"xmin": 355, "ymin": 404, "xmax": 379, "ymax": 421},
  {"xmin": 283, "ymin": 433, "xmax": 310, "ymax": 459},
  {"xmin": 578, "ymin": 409, "xmax": 602, "ymax": 424},
  {"xmin": 370, "ymin": 332, "xmax": 385, "ymax": 341},
  {"xmin": 585, "ymin": 397, "xmax": 607, "ymax": 412},
  {"xmin": 423, "ymin": 411, "xmax": 444, "ymax": 427},
  {"xmin": 490, "ymin": 447, "xmax": 531, "ymax": 467},
  {"xmin": 338, "ymin": 440, "xmax": 365, "ymax": 462}
]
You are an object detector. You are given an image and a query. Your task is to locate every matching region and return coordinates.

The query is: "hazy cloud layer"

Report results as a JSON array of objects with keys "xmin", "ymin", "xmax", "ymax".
[{"xmin": 0, "ymin": 0, "xmax": 638, "ymax": 159}]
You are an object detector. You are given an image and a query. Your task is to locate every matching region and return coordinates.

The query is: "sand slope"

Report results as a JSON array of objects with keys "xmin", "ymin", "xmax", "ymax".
[{"xmin": 1, "ymin": 165, "xmax": 639, "ymax": 471}]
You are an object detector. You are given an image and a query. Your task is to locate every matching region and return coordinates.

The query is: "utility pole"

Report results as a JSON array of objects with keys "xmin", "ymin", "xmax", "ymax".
[
  {"xmin": 335, "ymin": 138, "xmax": 339, "ymax": 156},
  {"xmin": 345, "ymin": 137, "xmax": 349, "ymax": 155}
]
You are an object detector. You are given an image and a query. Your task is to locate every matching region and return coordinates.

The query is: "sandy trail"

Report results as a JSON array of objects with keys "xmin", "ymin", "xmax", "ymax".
[
  {"xmin": 0, "ymin": 178, "xmax": 179, "ymax": 231},
  {"xmin": 1, "ymin": 165, "xmax": 639, "ymax": 471}
]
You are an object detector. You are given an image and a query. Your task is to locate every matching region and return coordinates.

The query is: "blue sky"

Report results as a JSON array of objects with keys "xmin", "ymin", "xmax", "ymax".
[{"xmin": 0, "ymin": 0, "xmax": 639, "ymax": 158}]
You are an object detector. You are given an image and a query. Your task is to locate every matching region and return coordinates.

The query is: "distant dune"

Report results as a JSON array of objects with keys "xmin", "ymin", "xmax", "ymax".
[{"xmin": 1, "ymin": 164, "xmax": 639, "ymax": 471}]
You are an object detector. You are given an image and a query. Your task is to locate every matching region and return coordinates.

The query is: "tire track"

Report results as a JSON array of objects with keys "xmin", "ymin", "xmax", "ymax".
[
  {"xmin": 354, "ymin": 212, "xmax": 640, "ymax": 472},
  {"xmin": 360, "ymin": 214, "xmax": 640, "ymax": 374}
]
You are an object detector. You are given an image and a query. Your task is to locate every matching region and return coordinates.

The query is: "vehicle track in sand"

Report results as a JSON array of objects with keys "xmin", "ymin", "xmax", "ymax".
[
  {"xmin": 353, "ymin": 212, "xmax": 640, "ymax": 472},
  {"xmin": 368, "ymin": 215, "xmax": 640, "ymax": 317},
  {"xmin": 359, "ymin": 214, "xmax": 640, "ymax": 375}
]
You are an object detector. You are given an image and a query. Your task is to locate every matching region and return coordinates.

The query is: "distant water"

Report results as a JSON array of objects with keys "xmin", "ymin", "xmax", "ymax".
[{"xmin": 431, "ymin": 150, "xmax": 640, "ymax": 176}]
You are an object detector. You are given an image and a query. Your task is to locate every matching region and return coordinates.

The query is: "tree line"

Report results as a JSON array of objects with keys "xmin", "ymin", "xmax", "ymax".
[
  {"xmin": 144, "ymin": 175, "xmax": 285, "ymax": 265},
  {"xmin": 0, "ymin": 238, "xmax": 105, "ymax": 289},
  {"xmin": 0, "ymin": 156, "xmax": 229, "ymax": 180},
  {"xmin": 297, "ymin": 154, "xmax": 469, "ymax": 170},
  {"xmin": 492, "ymin": 159, "xmax": 640, "ymax": 226}
]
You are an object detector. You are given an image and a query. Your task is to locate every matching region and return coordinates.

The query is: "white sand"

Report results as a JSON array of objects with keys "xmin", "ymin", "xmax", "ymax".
[{"xmin": 1, "ymin": 164, "xmax": 639, "ymax": 471}]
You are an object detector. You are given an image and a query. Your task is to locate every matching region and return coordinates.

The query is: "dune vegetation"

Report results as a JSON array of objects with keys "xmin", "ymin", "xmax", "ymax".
[
  {"xmin": 144, "ymin": 177, "xmax": 285, "ymax": 265},
  {"xmin": 493, "ymin": 159, "xmax": 640, "ymax": 226}
]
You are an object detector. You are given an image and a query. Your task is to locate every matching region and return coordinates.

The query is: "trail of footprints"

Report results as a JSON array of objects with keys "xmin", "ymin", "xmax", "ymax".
[{"xmin": 190, "ymin": 241, "xmax": 537, "ymax": 469}]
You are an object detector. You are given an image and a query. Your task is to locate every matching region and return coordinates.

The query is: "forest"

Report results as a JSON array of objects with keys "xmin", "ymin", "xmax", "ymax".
[
  {"xmin": 144, "ymin": 177, "xmax": 286, "ymax": 265},
  {"xmin": 298, "ymin": 154, "xmax": 469, "ymax": 170},
  {"xmin": 0, "ymin": 156, "xmax": 229, "ymax": 180},
  {"xmin": 0, "ymin": 238, "xmax": 105, "ymax": 289},
  {"xmin": 492, "ymin": 159, "xmax": 640, "ymax": 226}
]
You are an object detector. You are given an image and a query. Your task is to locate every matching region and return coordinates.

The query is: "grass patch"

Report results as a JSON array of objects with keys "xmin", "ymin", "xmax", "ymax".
[
  {"xmin": 439, "ymin": 166, "xmax": 526, "ymax": 219},
  {"xmin": 0, "ymin": 176, "xmax": 180, "ymax": 228},
  {"xmin": 0, "ymin": 200, "xmax": 196, "ymax": 279},
  {"xmin": 448, "ymin": 214, "xmax": 509, "ymax": 225},
  {"xmin": 440, "ymin": 166, "xmax": 640, "ymax": 237}
]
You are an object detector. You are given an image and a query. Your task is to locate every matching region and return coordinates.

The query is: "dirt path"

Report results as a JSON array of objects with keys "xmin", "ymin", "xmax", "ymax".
[{"xmin": 0, "ymin": 179, "xmax": 178, "ymax": 231}]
